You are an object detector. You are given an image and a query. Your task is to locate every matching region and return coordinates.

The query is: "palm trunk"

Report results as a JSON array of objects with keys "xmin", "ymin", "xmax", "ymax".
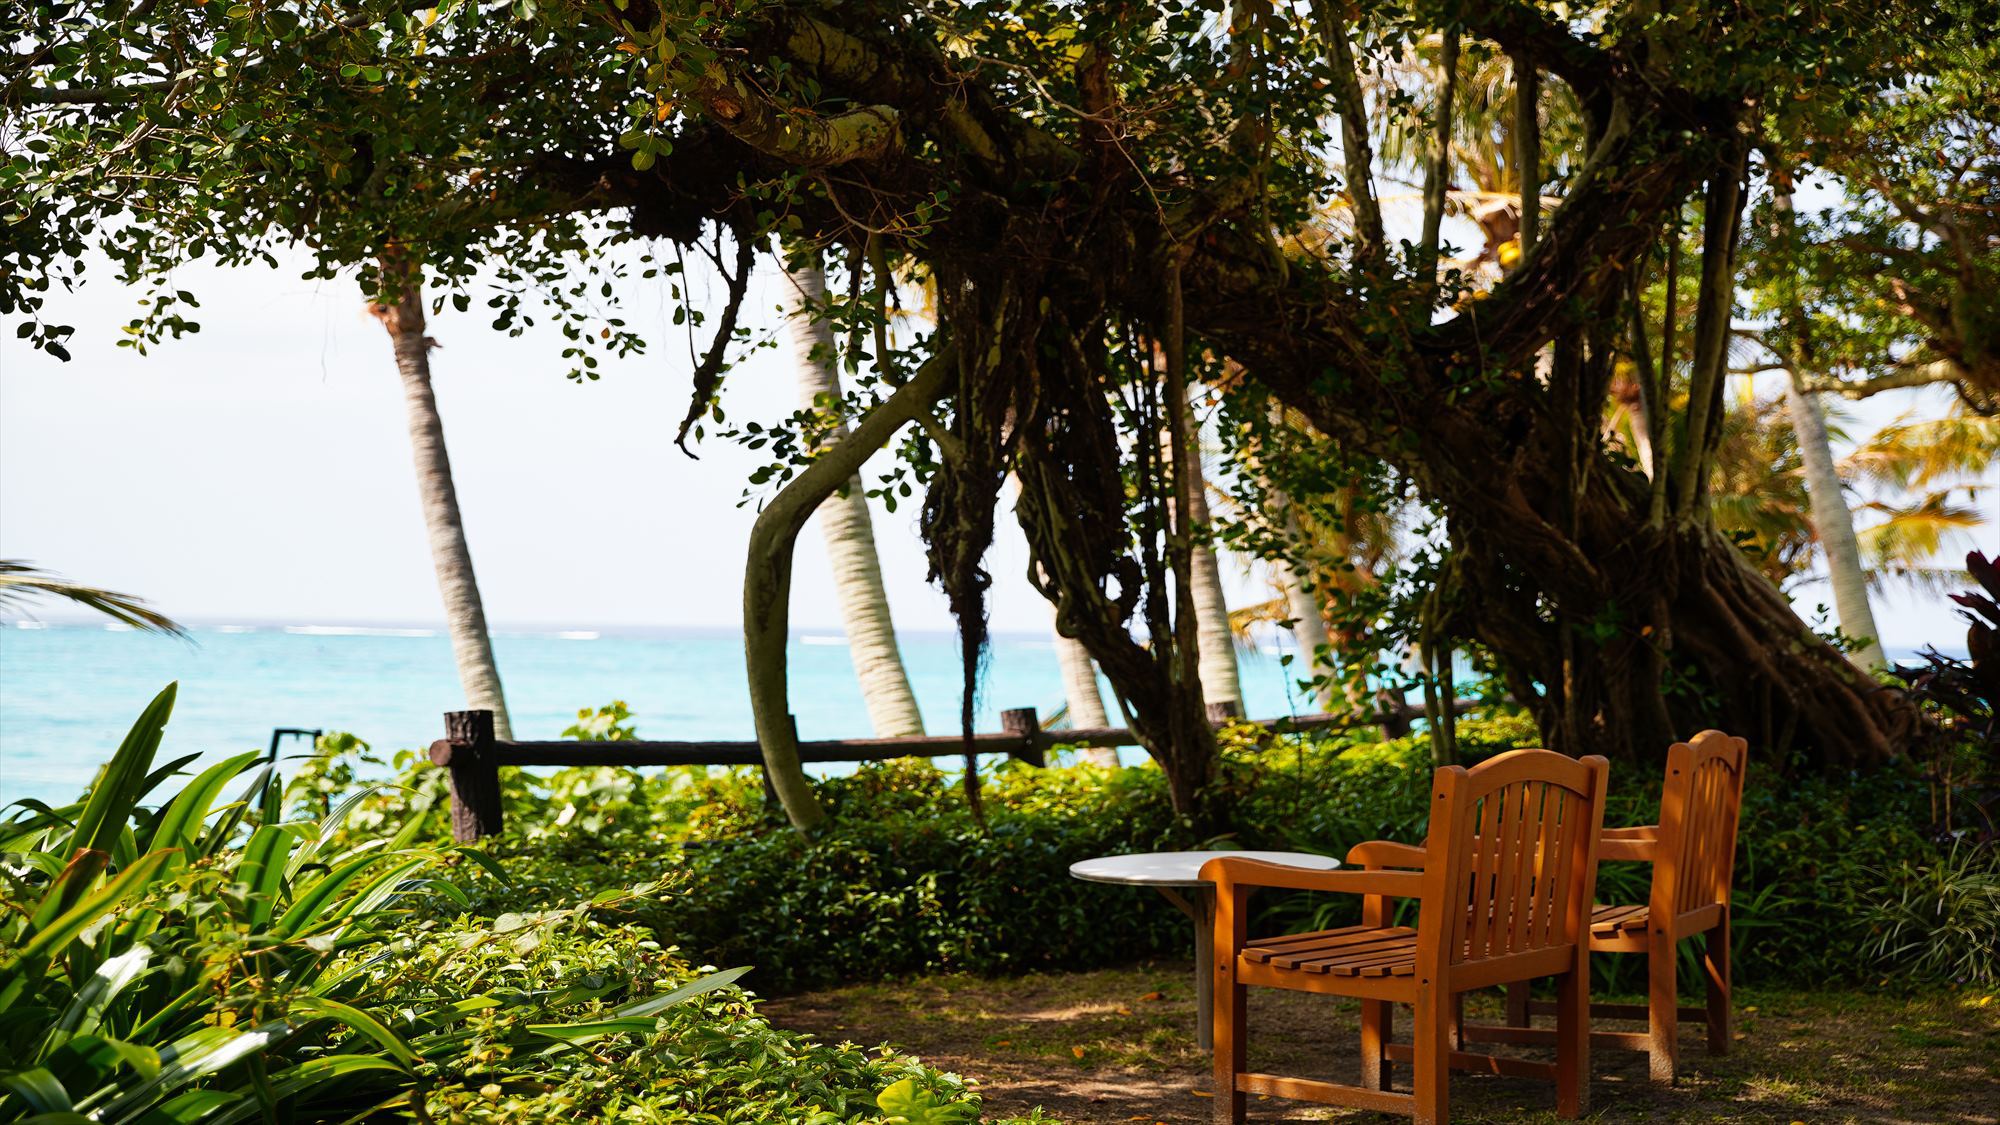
[
  {"xmin": 372, "ymin": 258, "xmax": 512, "ymax": 739},
  {"xmin": 782, "ymin": 258, "xmax": 926, "ymax": 736},
  {"xmin": 1178, "ymin": 423, "xmax": 1242, "ymax": 710},
  {"xmin": 1273, "ymin": 550, "xmax": 1338, "ymax": 712},
  {"xmin": 1051, "ymin": 624, "xmax": 1119, "ymax": 765},
  {"xmin": 1784, "ymin": 372, "xmax": 1889, "ymax": 671}
]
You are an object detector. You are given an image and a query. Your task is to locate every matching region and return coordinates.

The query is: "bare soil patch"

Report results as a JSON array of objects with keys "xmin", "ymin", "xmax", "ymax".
[{"xmin": 761, "ymin": 961, "xmax": 2000, "ymax": 1123}]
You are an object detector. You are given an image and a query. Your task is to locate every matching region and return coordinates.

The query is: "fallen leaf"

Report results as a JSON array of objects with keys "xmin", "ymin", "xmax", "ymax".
[
  {"xmin": 1191, "ymin": 1090, "xmax": 1213, "ymax": 1098},
  {"xmin": 1117, "ymin": 1006, "xmax": 1132, "ymax": 1015},
  {"xmin": 1139, "ymin": 991, "xmax": 1164, "ymax": 1002},
  {"xmin": 1072, "ymin": 1045, "xmax": 1087, "ymax": 1059},
  {"xmin": 993, "ymin": 1040, "xmax": 1012, "ymax": 1047}
]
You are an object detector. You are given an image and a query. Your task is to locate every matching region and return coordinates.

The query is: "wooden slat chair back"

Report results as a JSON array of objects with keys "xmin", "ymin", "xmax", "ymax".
[
  {"xmin": 1654, "ymin": 732, "xmax": 1748, "ymax": 934},
  {"xmin": 1484, "ymin": 730, "xmax": 1748, "ymax": 1084},
  {"xmin": 1443, "ymin": 763, "xmax": 1599, "ymax": 973},
  {"xmin": 1203, "ymin": 749, "xmax": 1610, "ymax": 1125}
]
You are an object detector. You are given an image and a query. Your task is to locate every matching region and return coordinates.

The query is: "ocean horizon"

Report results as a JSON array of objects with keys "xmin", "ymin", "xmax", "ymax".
[
  {"xmin": 2, "ymin": 618, "xmax": 1957, "ymax": 811},
  {"xmin": 0, "ymin": 619, "xmax": 1334, "ymax": 809}
]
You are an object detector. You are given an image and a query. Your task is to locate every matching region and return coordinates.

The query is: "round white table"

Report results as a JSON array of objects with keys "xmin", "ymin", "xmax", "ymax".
[{"xmin": 1069, "ymin": 850, "xmax": 1341, "ymax": 1050}]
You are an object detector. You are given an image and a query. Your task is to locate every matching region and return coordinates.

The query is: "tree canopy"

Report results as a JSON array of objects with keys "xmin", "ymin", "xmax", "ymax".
[{"xmin": 9, "ymin": 0, "xmax": 1994, "ymax": 823}]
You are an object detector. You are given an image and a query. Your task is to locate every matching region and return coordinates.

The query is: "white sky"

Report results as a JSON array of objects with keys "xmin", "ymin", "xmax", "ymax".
[{"xmin": 0, "ymin": 245, "xmax": 1986, "ymax": 652}]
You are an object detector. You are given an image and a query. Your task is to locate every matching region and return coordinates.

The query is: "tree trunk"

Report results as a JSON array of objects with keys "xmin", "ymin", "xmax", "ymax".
[
  {"xmin": 781, "ymin": 257, "xmax": 928, "ymax": 736},
  {"xmin": 1783, "ymin": 373, "xmax": 1889, "ymax": 671},
  {"xmin": 1275, "ymin": 555, "xmax": 1337, "ymax": 711},
  {"xmin": 745, "ymin": 349, "xmax": 957, "ymax": 832},
  {"xmin": 371, "ymin": 257, "xmax": 512, "ymax": 740},
  {"xmin": 1052, "ymin": 625, "xmax": 1120, "ymax": 765},
  {"xmin": 1174, "ymin": 409, "xmax": 1242, "ymax": 709}
]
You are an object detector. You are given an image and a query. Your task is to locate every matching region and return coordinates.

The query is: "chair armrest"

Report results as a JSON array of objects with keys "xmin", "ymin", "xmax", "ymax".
[
  {"xmin": 1601, "ymin": 825, "xmax": 1659, "ymax": 862},
  {"xmin": 1344, "ymin": 840, "xmax": 1427, "ymax": 869},
  {"xmin": 1200, "ymin": 856, "xmax": 1425, "ymax": 899}
]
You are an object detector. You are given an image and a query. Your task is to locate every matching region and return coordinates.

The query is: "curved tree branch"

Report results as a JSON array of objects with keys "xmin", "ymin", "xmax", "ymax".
[{"xmin": 743, "ymin": 345, "xmax": 957, "ymax": 832}]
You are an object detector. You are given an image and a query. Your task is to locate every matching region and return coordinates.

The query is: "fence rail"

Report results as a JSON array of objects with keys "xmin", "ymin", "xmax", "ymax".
[{"xmin": 427, "ymin": 697, "xmax": 1463, "ymax": 841}]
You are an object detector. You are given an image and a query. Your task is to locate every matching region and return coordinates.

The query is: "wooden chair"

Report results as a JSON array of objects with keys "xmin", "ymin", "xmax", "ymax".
[
  {"xmin": 1479, "ymin": 730, "xmax": 1749, "ymax": 1083},
  {"xmin": 1203, "ymin": 749, "xmax": 1611, "ymax": 1125}
]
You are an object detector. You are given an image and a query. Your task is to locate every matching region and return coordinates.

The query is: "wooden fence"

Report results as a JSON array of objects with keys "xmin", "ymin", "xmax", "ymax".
[{"xmin": 427, "ymin": 697, "xmax": 1449, "ymax": 841}]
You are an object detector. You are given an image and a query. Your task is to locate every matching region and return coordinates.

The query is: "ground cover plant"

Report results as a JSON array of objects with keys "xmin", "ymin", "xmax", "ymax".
[{"xmin": 0, "ymin": 687, "xmax": 1033, "ymax": 1123}]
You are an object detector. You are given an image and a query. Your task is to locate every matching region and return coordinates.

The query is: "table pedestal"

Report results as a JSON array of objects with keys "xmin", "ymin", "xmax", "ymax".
[
  {"xmin": 1069, "ymin": 849, "xmax": 1339, "ymax": 1056},
  {"xmin": 1157, "ymin": 885, "xmax": 1215, "ymax": 1051}
]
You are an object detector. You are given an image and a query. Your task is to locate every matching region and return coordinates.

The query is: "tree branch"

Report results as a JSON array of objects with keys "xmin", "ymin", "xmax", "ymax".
[
  {"xmin": 743, "ymin": 346, "xmax": 957, "ymax": 832},
  {"xmin": 1311, "ymin": 0, "xmax": 1385, "ymax": 268},
  {"xmin": 675, "ymin": 230, "xmax": 760, "ymax": 451},
  {"xmin": 1417, "ymin": 29, "xmax": 1460, "ymax": 285}
]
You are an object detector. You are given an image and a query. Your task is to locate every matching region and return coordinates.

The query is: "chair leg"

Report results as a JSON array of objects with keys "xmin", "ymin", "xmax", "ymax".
[
  {"xmin": 1703, "ymin": 913, "xmax": 1731, "ymax": 1056},
  {"xmin": 1555, "ymin": 961, "xmax": 1591, "ymax": 1117},
  {"xmin": 1359, "ymin": 999, "xmax": 1391, "ymax": 1090},
  {"xmin": 1505, "ymin": 980, "xmax": 1530, "ymax": 1027},
  {"xmin": 1413, "ymin": 985, "xmax": 1450, "ymax": 1125},
  {"xmin": 1647, "ymin": 934, "xmax": 1680, "ymax": 1083},
  {"xmin": 1212, "ymin": 968, "xmax": 1245, "ymax": 1123}
]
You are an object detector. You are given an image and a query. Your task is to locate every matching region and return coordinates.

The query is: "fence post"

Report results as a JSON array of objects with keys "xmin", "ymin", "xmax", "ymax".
[
  {"xmin": 431, "ymin": 709, "xmax": 502, "ymax": 842},
  {"xmin": 1374, "ymin": 690, "xmax": 1413, "ymax": 739},
  {"xmin": 1000, "ymin": 707, "xmax": 1044, "ymax": 768}
]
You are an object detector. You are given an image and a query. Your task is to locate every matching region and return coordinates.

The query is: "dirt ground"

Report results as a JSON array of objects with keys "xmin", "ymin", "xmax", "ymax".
[{"xmin": 761, "ymin": 961, "xmax": 2000, "ymax": 1124}]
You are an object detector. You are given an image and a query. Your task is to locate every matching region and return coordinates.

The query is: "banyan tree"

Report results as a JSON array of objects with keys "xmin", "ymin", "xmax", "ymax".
[{"xmin": 14, "ymin": 0, "xmax": 1970, "ymax": 829}]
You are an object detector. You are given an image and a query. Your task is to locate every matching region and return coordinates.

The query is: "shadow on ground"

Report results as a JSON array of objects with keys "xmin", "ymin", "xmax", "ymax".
[{"xmin": 761, "ymin": 960, "xmax": 2000, "ymax": 1124}]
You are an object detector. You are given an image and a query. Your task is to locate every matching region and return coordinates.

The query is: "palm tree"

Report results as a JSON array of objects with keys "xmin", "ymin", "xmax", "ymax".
[
  {"xmin": 1051, "ymin": 623, "xmax": 1121, "ymax": 766},
  {"xmin": 1271, "ymin": 506, "xmax": 1339, "ymax": 712},
  {"xmin": 1172, "ymin": 397, "xmax": 1242, "ymax": 711},
  {"xmin": 370, "ymin": 257, "xmax": 512, "ymax": 739},
  {"xmin": 0, "ymin": 561, "xmax": 184, "ymax": 635},
  {"xmin": 1710, "ymin": 388, "xmax": 1993, "ymax": 613},
  {"xmin": 1847, "ymin": 404, "xmax": 1998, "ymax": 591},
  {"xmin": 780, "ymin": 254, "xmax": 926, "ymax": 737},
  {"xmin": 1784, "ymin": 373, "xmax": 1888, "ymax": 669}
]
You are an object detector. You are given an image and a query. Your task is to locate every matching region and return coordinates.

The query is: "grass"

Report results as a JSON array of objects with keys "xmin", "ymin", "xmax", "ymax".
[{"xmin": 762, "ymin": 962, "xmax": 2000, "ymax": 1123}]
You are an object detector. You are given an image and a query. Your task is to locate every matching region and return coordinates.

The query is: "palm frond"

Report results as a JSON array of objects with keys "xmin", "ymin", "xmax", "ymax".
[
  {"xmin": 0, "ymin": 560, "xmax": 186, "ymax": 636},
  {"xmin": 1845, "ymin": 404, "xmax": 2000, "ymax": 490},
  {"xmin": 1857, "ymin": 494, "xmax": 1988, "ymax": 569}
]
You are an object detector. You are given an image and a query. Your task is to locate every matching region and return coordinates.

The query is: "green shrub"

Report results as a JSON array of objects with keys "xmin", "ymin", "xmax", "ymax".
[
  {"xmin": 1859, "ymin": 840, "xmax": 2000, "ymax": 987},
  {"xmin": 305, "ymin": 710, "xmax": 1976, "ymax": 997},
  {"xmin": 0, "ymin": 686, "xmax": 1033, "ymax": 1123},
  {"xmin": 464, "ymin": 758, "xmax": 1196, "ymax": 993}
]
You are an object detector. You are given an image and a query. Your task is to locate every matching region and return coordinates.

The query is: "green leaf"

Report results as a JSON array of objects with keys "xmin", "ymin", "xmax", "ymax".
[
  {"xmin": 875, "ymin": 1077, "xmax": 978, "ymax": 1124},
  {"xmin": 144, "ymin": 752, "xmax": 258, "ymax": 861},
  {"xmin": 607, "ymin": 965, "xmax": 749, "ymax": 1019},
  {"xmin": 273, "ymin": 851, "xmax": 392, "ymax": 938},
  {"xmin": 286, "ymin": 785, "xmax": 381, "ymax": 879},
  {"xmin": 42, "ymin": 946, "xmax": 152, "ymax": 1053},
  {"xmin": 288, "ymin": 997, "xmax": 416, "ymax": 1064},
  {"xmin": 203, "ymin": 1055, "xmax": 403, "ymax": 1125},
  {"xmin": 0, "ymin": 1068, "xmax": 73, "ymax": 1114},
  {"xmin": 0, "ymin": 851, "xmax": 173, "ymax": 1010},
  {"xmin": 63, "ymin": 684, "xmax": 176, "ymax": 864},
  {"xmin": 233, "ymin": 824, "xmax": 299, "ymax": 928},
  {"xmin": 520, "ymin": 1015, "xmax": 655, "ymax": 1043},
  {"xmin": 95, "ymin": 1022, "xmax": 289, "ymax": 1120},
  {"xmin": 326, "ymin": 855, "xmax": 434, "ymax": 925}
]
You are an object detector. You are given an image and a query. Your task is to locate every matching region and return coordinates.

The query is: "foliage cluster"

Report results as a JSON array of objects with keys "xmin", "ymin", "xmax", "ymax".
[
  {"xmin": 0, "ymin": 687, "xmax": 1034, "ymax": 1123},
  {"xmin": 316, "ymin": 711, "xmax": 1994, "ymax": 993}
]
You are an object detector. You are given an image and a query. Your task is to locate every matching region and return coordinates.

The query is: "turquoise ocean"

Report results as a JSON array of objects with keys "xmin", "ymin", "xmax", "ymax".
[{"xmin": 0, "ymin": 622, "xmax": 1325, "ymax": 809}]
